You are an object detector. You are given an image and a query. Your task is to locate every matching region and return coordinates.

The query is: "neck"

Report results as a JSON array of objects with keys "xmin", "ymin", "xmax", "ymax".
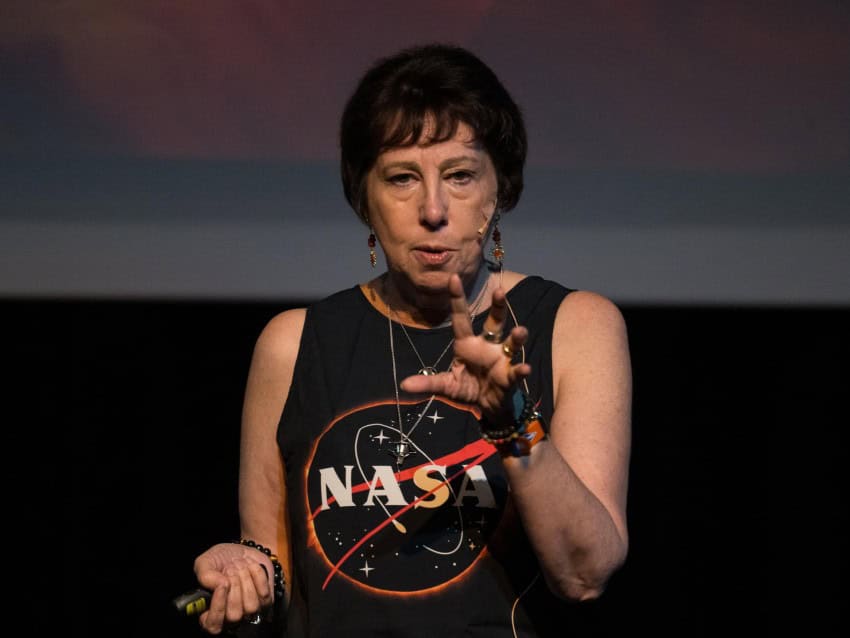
[{"xmin": 368, "ymin": 263, "xmax": 493, "ymax": 328}]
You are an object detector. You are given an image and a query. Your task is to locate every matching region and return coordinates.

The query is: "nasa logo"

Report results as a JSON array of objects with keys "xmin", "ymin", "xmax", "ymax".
[{"xmin": 306, "ymin": 398, "xmax": 508, "ymax": 593}]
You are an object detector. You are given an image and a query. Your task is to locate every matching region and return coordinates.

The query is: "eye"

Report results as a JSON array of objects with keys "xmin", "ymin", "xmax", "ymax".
[
  {"xmin": 387, "ymin": 173, "xmax": 415, "ymax": 186},
  {"xmin": 447, "ymin": 170, "xmax": 474, "ymax": 185}
]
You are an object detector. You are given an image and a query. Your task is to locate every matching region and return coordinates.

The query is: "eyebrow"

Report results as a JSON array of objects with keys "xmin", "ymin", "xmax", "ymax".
[{"xmin": 380, "ymin": 155, "xmax": 483, "ymax": 172}]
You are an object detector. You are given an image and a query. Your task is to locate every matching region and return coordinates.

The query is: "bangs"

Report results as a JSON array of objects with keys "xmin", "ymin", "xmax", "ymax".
[
  {"xmin": 339, "ymin": 44, "xmax": 527, "ymax": 221},
  {"xmin": 377, "ymin": 105, "xmax": 474, "ymax": 151}
]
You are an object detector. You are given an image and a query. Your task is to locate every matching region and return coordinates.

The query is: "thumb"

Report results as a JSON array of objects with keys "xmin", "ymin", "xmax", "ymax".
[{"xmin": 399, "ymin": 372, "xmax": 451, "ymax": 395}]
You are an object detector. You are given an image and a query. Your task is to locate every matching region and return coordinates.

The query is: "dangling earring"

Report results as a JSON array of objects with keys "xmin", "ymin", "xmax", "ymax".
[
  {"xmin": 490, "ymin": 213, "xmax": 504, "ymax": 265},
  {"xmin": 368, "ymin": 230, "xmax": 377, "ymax": 268}
]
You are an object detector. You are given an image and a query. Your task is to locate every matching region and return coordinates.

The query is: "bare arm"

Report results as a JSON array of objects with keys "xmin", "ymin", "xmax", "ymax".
[
  {"xmin": 238, "ymin": 307, "xmax": 306, "ymax": 591},
  {"xmin": 401, "ymin": 277, "xmax": 631, "ymax": 601},
  {"xmin": 194, "ymin": 307, "xmax": 305, "ymax": 633},
  {"xmin": 502, "ymin": 291, "xmax": 631, "ymax": 600}
]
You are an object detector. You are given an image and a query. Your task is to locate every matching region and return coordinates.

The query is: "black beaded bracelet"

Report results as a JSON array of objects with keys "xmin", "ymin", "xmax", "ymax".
[
  {"xmin": 479, "ymin": 389, "xmax": 547, "ymax": 456},
  {"xmin": 479, "ymin": 389, "xmax": 533, "ymax": 443},
  {"xmin": 236, "ymin": 538, "xmax": 286, "ymax": 601}
]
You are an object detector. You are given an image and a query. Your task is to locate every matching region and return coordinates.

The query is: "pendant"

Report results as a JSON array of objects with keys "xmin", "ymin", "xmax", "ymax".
[
  {"xmin": 418, "ymin": 366, "xmax": 438, "ymax": 376},
  {"xmin": 389, "ymin": 439, "xmax": 416, "ymax": 466}
]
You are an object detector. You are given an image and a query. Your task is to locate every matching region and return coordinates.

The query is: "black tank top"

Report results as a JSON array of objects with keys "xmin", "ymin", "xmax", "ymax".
[{"xmin": 278, "ymin": 276, "xmax": 601, "ymax": 637}]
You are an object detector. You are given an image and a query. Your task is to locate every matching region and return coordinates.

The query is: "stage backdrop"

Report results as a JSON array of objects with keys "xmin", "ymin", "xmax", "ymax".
[
  {"xmin": 4, "ymin": 4, "xmax": 848, "ymax": 637},
  {"xmin": 2, "ymin": 1, "xmax": 848, "ymax": 305}
]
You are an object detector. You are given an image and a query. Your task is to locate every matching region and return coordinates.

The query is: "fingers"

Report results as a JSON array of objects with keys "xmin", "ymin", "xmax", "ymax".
[
  {"xmin": 237, "ymin": 559, "xmax": 272, "ymax": 614},
  {"xmin": 451, "ymin": 271, "xmax": 510, "ymax": 343},
  {"xmin": 250, "ymin": 560, "xmax": 274, "ymax": 605},
  {"xmin": 198, "ymin": 558, "xmax": 271, "ymax": 634},
  {"xmin": 448, "ymin": 274, "xmax": 475, "ymax": 338},
  {"xmin": 399, "ymin": 370, "xmax": 451, "ymax": 395},
  {"xmin": 482, "ymin": 286, "xmax": 508, "ymax": 340},
  {"xmin": 493, "ymin": 327, "xmax": 530, "ymax": 396},
  {"xmin": 199, "ymin": 583, "xmax": 231, "ymax": 634},
  {"xmin": 501, "ymin": 325, "xmax": 528, "ymax": 361},
  {"xmin": 401, "ymin": 275, "xmax": 532, "ymax": 407}
]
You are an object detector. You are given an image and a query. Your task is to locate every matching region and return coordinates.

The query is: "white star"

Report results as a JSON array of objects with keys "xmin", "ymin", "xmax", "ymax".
[
  {"xmin": 359, "ymin": 561, "xmax": 374, "ymax": 578},
  {"xmin": 427, "ymin": 410, "xmax": 444, "ymax": 425},
  {"xmin": 373, "ymin": 429, "xmax": 389, "ymax": 445}
]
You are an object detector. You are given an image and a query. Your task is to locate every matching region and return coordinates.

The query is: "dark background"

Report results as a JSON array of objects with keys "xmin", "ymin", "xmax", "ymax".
[{"xmin": 13, "ymin": 298, "xmax": 848, "ymax": 637}]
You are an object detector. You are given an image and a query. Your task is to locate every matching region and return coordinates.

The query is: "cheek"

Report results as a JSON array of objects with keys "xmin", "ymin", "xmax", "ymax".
[
  {"xmin": 377, "ymin": 206, "xmax": 411, "ymax": 239},
  {"xmin": 459, "ymin": 193, "xmax": 494, "ymax": 232},
  {"xmin": 363, "ymin": 174, "xmax": 397, "ymax": 225},
  {"xmin": 371, "ymin": 207, "xmax": 415, "ymax": 252},
  {"xmin": 365, "ymin": 189, "xmax": 393, "ymax": 231}
]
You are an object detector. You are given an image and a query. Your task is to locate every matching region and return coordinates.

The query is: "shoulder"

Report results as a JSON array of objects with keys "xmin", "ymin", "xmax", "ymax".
[
  {"xmin": 556, "ymin": 290, "xmax": 627, "ymax": 335},
  {"xmin": 252, "ymin": 285, "xmax": 365, "ymax": 364},
  {"xmin": 552, "ymin": 290, "xmax": 632, "ymax": 423},
  {"xmin": 252, "ymin": 307, "xmax": 307, "ymax": 371},
  {"xmin": 242, "ymin": 308, "xmax": 308, "ymax": 437},
  {"xmin": 506, "ymin": 273, "xmax": 625, "ymax": 342},
  {"xmin": 551, "ymin": 290, "xmax": 630, "ymax": 378}
]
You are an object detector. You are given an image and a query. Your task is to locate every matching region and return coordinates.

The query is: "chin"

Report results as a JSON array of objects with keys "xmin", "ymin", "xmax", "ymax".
[{"xmin": 405, "ymin": 269, "xmax": 454, "ymax": 294}]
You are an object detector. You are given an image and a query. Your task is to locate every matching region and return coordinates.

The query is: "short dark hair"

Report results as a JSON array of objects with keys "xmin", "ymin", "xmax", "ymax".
[{"xmin": 340, "ymin": 43, "xmax": 527, "ymax": 224}]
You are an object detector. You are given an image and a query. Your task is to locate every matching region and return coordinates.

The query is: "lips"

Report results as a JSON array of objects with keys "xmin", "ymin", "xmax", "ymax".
[{"xmin": 412, "ymin": 245, "xmax": 453, "ymax": 266}]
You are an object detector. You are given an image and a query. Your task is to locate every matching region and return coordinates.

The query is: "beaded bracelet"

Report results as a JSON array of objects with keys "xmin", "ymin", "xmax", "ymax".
[
  {"xmin": 237, "ymin": 538, "xmax": 286, "ymax": 602},
  {"xmin": 479, "ymin": 389, "xmax": 547, "ymax": 457}
]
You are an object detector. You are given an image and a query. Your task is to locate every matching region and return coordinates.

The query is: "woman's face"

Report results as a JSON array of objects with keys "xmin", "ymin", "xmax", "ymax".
[{"xmin": 365, "ymin": 121, "xmax": 499, "ymax": 295}]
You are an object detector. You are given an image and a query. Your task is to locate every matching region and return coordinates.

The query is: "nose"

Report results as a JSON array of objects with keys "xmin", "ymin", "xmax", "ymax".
[{"xmin": 419, "ymin": 181, "xmax": 448, "ymax": 229}]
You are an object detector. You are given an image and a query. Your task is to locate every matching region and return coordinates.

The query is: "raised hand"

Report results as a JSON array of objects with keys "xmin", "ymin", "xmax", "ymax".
[{"xmin": 399, "ymin": 273, "xmax": 531, "ymax": 418}]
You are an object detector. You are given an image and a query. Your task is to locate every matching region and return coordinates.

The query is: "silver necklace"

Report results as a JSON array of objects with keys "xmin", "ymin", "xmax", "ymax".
[
  {"xmin": 386, "ymin": 275, "xmax": 489, "ymax": 466},
  {"xmin": 396, "ymin": 324, "xmax": 454, "ymax": 377},
  {"xmin": 387, "ymin": 316, "xmax": 418, "ymax": 466}
]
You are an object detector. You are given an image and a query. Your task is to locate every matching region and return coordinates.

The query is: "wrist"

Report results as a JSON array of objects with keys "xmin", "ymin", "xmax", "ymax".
[{"xmin": 479, "ymin": 389, "xmax": 547, "ymax": 457}]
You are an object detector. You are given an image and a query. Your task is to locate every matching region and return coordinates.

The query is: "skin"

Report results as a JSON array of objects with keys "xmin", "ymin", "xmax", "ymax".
[
  {"xmin": 363, "ymin": 122, "xmax": 500, "ymax": 326},
  {"xmin": 192, "ymin": 122, "xmax": 632, "ymax": 633}
]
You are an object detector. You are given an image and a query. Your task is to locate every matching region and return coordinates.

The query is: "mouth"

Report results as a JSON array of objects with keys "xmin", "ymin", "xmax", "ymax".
[{"xmin": 412, "ymin": 245, "xmax": 453, "ymax": 266}]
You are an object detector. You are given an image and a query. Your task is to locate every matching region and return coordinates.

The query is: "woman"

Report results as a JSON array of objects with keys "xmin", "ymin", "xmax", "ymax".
[{"xmin": 191, "ymin": 43, "xmax": 631, "ymax": 637}]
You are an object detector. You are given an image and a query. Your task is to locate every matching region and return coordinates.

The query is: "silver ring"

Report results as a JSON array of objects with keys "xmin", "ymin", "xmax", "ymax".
[{"xmin": 482, "ymin": 330, "xmax": 502, "ymax": 343}]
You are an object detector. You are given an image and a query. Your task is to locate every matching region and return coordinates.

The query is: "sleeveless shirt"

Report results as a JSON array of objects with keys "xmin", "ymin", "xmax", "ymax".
[{"xmin": 277, "ymin": 276, "xmax": 602, "ymax": 637}]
